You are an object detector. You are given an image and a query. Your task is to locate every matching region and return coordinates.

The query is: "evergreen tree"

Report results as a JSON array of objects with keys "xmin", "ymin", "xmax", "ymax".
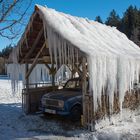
[
  {"xmin": 137, "ymin": 8, "xmax": 140, "ymax": 41},
  {"xmin": 105, "ymin": 9, "xmax": 121, "ymax": 29},
  {"xmin": 95, "ymin": 16, "xmax": 103, "ymax": 23},
  {"xmin": 122, "ymin": 5, "xmax": 138, "ymax": 38},
  {"xmin": 104, "ymin": 6, "xmax": 140, "ymax": 47},
  {"xmin": 0, "ymin": 45, "xmax": 13, "ymax": 58}
]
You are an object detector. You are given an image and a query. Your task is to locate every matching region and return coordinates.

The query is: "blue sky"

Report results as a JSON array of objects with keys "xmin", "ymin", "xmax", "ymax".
[{"xmin": 0, "ymin": 0, "xmax": 140, "ymax": 50}]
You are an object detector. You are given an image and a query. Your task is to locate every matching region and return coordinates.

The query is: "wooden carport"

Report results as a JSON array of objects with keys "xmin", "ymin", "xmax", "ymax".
[{"xmin": 8, "ymin": 5, "xmax": 91, "ymax": 128}]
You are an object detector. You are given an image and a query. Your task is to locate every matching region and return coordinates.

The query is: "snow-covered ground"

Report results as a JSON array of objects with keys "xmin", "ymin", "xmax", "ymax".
[{"xmin": 0, "ymin": 79, "xmax": 140, "ymax": 140}]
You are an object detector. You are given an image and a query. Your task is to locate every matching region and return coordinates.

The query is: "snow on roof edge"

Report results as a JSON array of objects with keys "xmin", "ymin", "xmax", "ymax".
[{"xmin": 36, "ymin": 4, "xmax": 140, "ymax": 59}]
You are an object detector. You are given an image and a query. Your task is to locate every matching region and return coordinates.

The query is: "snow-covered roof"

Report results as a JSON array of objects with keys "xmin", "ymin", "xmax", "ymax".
[{"xmin": 36, "ymin": 5, "xmax": 140, "ymax": 58}]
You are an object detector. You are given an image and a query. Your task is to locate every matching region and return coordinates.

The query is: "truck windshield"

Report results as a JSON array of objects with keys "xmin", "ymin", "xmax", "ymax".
[{"xmin": 64, "ymin": 79, "xmax": 81, "ymax": 89}]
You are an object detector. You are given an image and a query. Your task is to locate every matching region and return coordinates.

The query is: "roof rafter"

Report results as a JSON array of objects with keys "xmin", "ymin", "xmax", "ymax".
[
  {"xmin": 25, "ymin": 42, "xmax": 46, "ymax": 79},
  {"xmin": 21, "ymin": 27, "xmax": 44, "ymax": 63}
]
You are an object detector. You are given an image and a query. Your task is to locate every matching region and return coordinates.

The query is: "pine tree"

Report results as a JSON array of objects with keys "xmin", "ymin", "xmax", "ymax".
[
  {"xmin": 121, "ymin": 5, "xmax": 135, "ymax": 38},
  {"xmin": 0, "ymin": 51, "xmax": 2, "ymax": 57},
  {"xmin": 105, "ymin": 9, "xmax": 121, "ymax": 29},
  {"xmin": 137, "ymin": 8, "xmax": 140, "ymax": 41},
  {"xmin": 121, "ymin": 5, "xmax": 140, "ymax": 47},
  {"xmin": 0, "ymin": 45, "xmax": 13, "ymax": 58},
  {"xmin": 95, "ymin": 16, "xmax": 103, "ymax": 23}
]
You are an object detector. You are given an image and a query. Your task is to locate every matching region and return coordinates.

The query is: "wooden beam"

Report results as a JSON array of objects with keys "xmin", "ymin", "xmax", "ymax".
[
  {"xmin": 25, "ymin": 43, "xmax": 46, "ymax": 79},
  {"xmin": 17, "ymin": 12, "xmax": 38, "ymax": 50},
  {"xmin": 43, "ymin": 56, "xmax": 51, "ymax": 63},
  {"xmin": 51, "ymin": 64, "xmax": 56, "ymax": 87},
  {"xmin": 21, "ymin": 28, "xmax": 43, "ymax": 63},
  {"xmin": 20, "ymin": 56, "xmax": 51, "ymax": 64},
  {"xmin": 82, "ymin": 57, "xmax": 87, "ymax": 127},
  {"xmin": 35, "ymin": 5, "xmax": 40, "ymax": 11},
  {"xmin": 25, "ymin": 63, "xmax": 30, "ymax": 114},
  {"xmin": 73, "ymin": 63, "xmax": 82, "ymax": 76},
  {"xmin": 45, "ymin": 64, "xmax": 51, "ymax": 71}
]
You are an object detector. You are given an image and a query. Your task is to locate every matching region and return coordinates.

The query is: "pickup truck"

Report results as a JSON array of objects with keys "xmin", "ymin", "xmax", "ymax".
[{"xmin": 40, "ymin": 78, "xmax": 83, "ymax": 121}]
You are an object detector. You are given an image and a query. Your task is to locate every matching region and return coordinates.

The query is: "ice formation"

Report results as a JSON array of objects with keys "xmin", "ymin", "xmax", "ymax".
[
  {"xmin": 7, "ymin": 63, "xmax": 72, "ymax": 91},
  {"xmin": 55, "ymin": 65, "xmax": 72, "ymax": 83},
  {"xmin": 7, "ymin": 64, "xmax": 51, "ymax": 91},
  {"xmin": 9, "ymin": 5, "xmax": 140, "ymax": 114},
  {"xmin": 37, "ymin": 5, "xmax": 140, "ymax": 113}
]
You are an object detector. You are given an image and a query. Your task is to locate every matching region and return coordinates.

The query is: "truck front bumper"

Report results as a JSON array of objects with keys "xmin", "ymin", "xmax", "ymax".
[{"xmin": 40, "ymin": 107, "xmax": 70, "ymax": 116}]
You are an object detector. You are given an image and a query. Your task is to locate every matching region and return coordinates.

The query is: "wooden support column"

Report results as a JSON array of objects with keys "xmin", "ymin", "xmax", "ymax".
[
  {"xmin": 24, "ymin": 43, "xmax": 46, "ymax": 114},
  {"xmin": 82, "ymin": 57, "xmax": 87, "ymax": 127},
  {"xmin": 51, "ymin": 63, "xmax": 56, "ymax": 87},
  {"xmin": 45, "ymin": 64, "xmax": 51, "ymax": 71},
  {"xmin": 82, "ymin": 57, "xmax": 95, "ymax": 131},
  {"xmin": 25, "ymin": 63, "xmax": 30, "ymax": 114}
]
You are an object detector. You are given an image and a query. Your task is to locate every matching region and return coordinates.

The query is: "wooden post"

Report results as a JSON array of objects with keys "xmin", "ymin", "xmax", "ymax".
[
  {"xmin": 25, "ymin": 63, "xmax": 30, "ymax": 114},
  {"xmin": 51, "ymin": 63, "xmax": 56, "ymax": 87},
  {"xmin": 82, "ymin": 57, "xmax": 87, "ymax": 127}
]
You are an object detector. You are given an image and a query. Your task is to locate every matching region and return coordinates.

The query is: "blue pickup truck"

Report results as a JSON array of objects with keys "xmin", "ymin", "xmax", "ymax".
[{"xmin": 40, "ymin": 78, "xmax": 83, "ymax": 121}]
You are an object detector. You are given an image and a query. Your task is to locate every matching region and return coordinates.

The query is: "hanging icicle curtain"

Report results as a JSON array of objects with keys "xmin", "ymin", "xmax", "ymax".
[{"xmin": 9, "ymin": 5, "xmax": 140, "ymax": 117}]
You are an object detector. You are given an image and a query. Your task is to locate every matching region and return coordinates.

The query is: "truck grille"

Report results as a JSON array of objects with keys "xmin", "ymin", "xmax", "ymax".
[{"xmin": 45, "ymin": 99, "xmax": 59, "ymax": 107}]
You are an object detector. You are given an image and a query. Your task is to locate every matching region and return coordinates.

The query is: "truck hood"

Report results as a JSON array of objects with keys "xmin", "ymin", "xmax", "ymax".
[{"xmin": 43, "ymin": 89, "xmax": 82, "ymax": 100}]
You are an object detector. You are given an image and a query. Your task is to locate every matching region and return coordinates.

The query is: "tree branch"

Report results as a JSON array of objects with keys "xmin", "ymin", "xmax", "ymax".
[
  {"xmin": 0, "ymin": 31, "xmax": 18, "ymax": 39},
  {"xmin": 0, "ymin": 0, "xmax": 32, "ymax": 39},
  {"xmin": 0, "ymin": 0, "xmax": 20, "ymax": 22},
  {"xmin": 0, "ymin": 20, "xmax": 17, "ymax": 31}
]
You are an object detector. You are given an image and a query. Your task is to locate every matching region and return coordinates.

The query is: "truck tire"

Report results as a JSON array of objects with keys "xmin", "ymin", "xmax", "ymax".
[{"xmin": 70, "ymin": 105, "xmax": 82, "ymax": 122}]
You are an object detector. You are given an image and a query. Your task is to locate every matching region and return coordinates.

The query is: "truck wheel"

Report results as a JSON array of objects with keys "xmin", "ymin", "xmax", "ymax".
[{"xmin": 70, "ymin": 105, "xmax": 82, "ymax": 122}]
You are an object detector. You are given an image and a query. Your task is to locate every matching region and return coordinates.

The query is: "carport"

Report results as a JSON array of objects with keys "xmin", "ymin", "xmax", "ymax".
[{"xmin": 8, "ymin": 5, "xmax": 140, "ymax": 130}]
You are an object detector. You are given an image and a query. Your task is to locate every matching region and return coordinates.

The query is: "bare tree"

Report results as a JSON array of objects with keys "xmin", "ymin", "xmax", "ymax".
[{"xmin": 0, "ymin": 0, "xmax": 32, "ymax": 39}]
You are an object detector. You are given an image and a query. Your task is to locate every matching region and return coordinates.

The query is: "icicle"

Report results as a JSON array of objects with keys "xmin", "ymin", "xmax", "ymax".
[
  {"xmin": 51, "ymin": 33, "xmax": 58, "ymax": 70},
  {"xmin": 64, "ymin": 41, "xmax": 67, "ymax": 65},
  {"xmin": 7, "ymin": 64, "xmax": 21, "ymax": 94},
  {"xmin": 62, "ymin": 41, "xmax": 65, "ymax": 65},
  {"xmin": 68, "ymin": 46, "xmax": 71, "ymax": 66},
  {"xmin": 58, "ymin": 37, "xmax": 62, "ymax": 66},
  {"xmin": 46, "ymin": 27, "xmax": 53, "ymax": 63},
  {"xmin": 72, "ymin": 46, "xmax": 75, "ymax": 68},
  {"xmin": 76, "ymin": 48, "xmax": 79, "ymax": 67},
  {"xmin": 67, "ymin": 45, "xmax": 70, "ymax": 65},
  {"xmin": 21, "ymin": 64, "xmax": 26, "ymax": 86}
]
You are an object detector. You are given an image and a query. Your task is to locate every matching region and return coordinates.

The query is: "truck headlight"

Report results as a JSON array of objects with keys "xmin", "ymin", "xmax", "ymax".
[{"xmin": 58, "ymin": 100, "xmax": 64, "ymax": 108}]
